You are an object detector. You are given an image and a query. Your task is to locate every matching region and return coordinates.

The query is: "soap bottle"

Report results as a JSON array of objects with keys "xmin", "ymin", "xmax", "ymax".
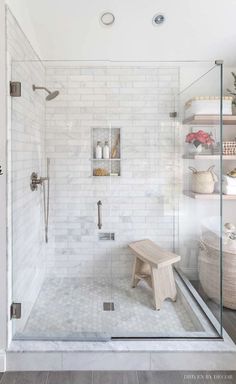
[
  {"xmin": 103, "ymin": 141, "xmax": 110, "ymax": 159},
  {"xmin": 95, "ymin": 141, "xmax": 102, "ymax": 159}
]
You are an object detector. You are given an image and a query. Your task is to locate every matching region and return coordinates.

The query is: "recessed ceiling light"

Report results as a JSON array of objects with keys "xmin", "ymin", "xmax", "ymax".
[
  {"xmin": 152, "ymin": 14, "xmax": 165, "ymax": 26},
  {"xmin": 100, "ymin": 12, "xmax": 115, "ymax": 26}
]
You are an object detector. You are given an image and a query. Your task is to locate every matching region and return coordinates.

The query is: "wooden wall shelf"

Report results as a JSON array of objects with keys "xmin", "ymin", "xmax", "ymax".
[
  {"xmin": 183, "ymin": 115, "xmax": 236, "ymax": 126},
  {"xmin": 183, "ymin": 190, "xmax": 236, "ymax": 200},
  {"xmin": 183, "ymin": 154, "xmax": 236, "ymax": 160}
]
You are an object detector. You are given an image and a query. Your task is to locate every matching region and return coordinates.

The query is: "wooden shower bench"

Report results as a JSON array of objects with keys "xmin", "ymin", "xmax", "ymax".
[{"xmin": 129, "ymin": 239, "xmax": 181, "ymax": 310}]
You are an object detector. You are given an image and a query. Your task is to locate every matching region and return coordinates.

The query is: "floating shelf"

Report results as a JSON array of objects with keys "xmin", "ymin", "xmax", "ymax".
[
  {"xmin": 183, "ymin": 190, "xmax": 236, "ymax": 200},
  {"xmin": 183, "ymin": 154, "xmax": 236, "ymax": 160},
  {"xmin": 92, "ymin": 158, "xmax": 121, "ymax": 161},
  {"xmin": 183, "ymin": 114, "xmax": 236, "ymax": 126}
]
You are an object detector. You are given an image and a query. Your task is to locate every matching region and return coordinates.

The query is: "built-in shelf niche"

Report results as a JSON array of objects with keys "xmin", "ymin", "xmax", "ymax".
[{"xmin": 91, "ymin": 127, "xmax": 121, "ymax": 177}]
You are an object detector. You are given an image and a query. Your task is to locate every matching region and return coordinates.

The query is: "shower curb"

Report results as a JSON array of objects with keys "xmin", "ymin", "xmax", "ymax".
[{"xmin": 4, "ymin": 349, "xmax": 236, "ymax": 371}]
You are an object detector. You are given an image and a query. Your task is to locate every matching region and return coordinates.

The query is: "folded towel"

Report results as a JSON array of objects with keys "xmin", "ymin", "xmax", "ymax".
[
  {"xmin": 222, "ymin": 175, "xmax": 236, "ymax": 186},
  {"xmin": 222, "ymin": 184, "xmax": 236, "ymax": 195}
]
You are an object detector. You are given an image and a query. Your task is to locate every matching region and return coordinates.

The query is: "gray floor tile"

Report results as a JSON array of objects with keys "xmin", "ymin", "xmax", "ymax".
[
  {"xmin": 0, "ymin": 372, "xmax": 47, "ymax": 384},
  {"xmin": 47, "ymin": 371, "xmax": 92, "ymax": 384},
  {"xmin": 93, "ymin": 371, "xmax": 138, "ymax": 384},
  {"xmin": 138, "ymin": 371, "xmax": 183, "ymax": 384}
]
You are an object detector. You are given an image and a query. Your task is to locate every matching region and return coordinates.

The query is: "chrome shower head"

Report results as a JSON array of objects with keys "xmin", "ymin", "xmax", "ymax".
[
  {"xmin": 46, "ymin": 90, "xmax": 60, "ymax": 101},
  {"xmin": 32, "ymin": 84, "xmax": 59, "ymax": 101}
]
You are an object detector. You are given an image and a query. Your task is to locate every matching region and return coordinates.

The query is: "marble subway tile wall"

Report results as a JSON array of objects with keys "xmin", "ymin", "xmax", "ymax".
[
  {"xmin": 45, "ymin": 65, "xmax": 180, "ymax": 278},
  {"xmin": 7, "ymin": 8, "xmax": 46, "ymax": 332}
]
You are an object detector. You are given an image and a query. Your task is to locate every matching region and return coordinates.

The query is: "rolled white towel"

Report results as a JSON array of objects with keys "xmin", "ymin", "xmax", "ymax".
[
  {"xmin": 222, "ymin": 184, "xmax": 236, "ymax": 195},
  {"xmin": 222, "ymin": 175, "xmax": 236, "ymax": 186}
]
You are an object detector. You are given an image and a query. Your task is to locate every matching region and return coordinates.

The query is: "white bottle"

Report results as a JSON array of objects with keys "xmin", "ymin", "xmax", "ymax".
[
  {"xmin": 95, "ymin": 141, "xmax": 102, "ymax": 159},
  {"xmin": 103, "ymin": 141, "xmax": 110, "ymax": 159}
]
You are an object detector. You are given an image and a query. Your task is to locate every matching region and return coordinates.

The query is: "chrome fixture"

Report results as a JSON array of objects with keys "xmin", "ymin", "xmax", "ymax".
[
  {"xmin": 30, "ymin": 158, "xmax": 50, "ymax": 243},
  {"xmin": 169, "ymin": 111, "xmax": 178, "ymax": 118},
  {"xmin": 100, "ymin": 12, "xmax": 115, "ymax": 26},
  {"xmin": 30, "ymin": 172, "xmax": 48, "ymax": 191},
  {"xmin": 98, "ymin": 232, "xmax": 115, "ymax": 241},
  {"xmin": 10, "ymin": 81, "xmax": 21, "ymax": 97},
  {"xmin": 103, "ymin": 302, "xmax": 115, "ymax": 311},
  {"xmin": 10, "ymin": 303, "xmax": 21, "ymax": 319},
  {"xmin": 97, "ymin": 200, "xmax": 102, "ymax": 229},
  {"xmin": 32, "ymin": 84, "xmax": 59, "ymax": 101},
  {"xmin": 152, "ymin": 14, "xmax": 165, "ymax": 26}
]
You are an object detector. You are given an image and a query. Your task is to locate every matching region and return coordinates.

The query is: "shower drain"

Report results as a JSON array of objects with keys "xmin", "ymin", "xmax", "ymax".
[{"xmin": 103, "ymin": 302, "xmax": 115, "ymax": 311}]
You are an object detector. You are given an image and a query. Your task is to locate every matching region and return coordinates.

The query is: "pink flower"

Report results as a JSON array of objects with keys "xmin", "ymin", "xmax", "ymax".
[
  {"xmin": 185, "ymin": 132, "xmax": 196, "ymax": 143},
  {"xmin": 185, "ymin": 130, "xmax": 214, "ymax": 145}
]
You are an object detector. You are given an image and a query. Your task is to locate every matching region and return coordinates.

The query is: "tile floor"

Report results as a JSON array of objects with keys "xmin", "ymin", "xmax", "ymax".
[
  {"xmin": 0, "ymin": 371, "xmax": 236, "ymax": 384},
  {"xmin": 14, "ymin": 276, "xmax": 216, "ymax": 339}
]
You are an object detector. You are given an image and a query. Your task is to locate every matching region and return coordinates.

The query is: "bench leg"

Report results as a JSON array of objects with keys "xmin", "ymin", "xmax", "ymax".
[
  {"xmin": 131, "ymin": 256, "xmax": 143, "ymax": 288},
  {"xmin": 151, "ymin": 265, "xmax": 177, "ymax": 310}
]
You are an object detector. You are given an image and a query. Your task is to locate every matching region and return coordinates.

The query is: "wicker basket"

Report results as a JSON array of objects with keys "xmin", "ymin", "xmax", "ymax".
[
  {"xmin": 198, "ymin": 240, "xmax": 236, "ymax": 310},
  {"xmin": 189, "ymin": 166, "xmax": 218, "ymax": 194},
  {"xmin": 223, "ymin": 141, "xmax": 236, "ymax": 155}
]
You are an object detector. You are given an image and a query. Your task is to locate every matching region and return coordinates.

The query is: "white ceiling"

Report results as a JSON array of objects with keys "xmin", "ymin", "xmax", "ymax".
[{"xmin": 6, "ymin": 0, "xmax": 236, "ymax": 65}]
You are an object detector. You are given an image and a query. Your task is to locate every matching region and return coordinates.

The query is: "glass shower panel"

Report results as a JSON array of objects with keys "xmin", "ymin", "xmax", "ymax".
[
  {"xmin": 109, "ymin": 64, "xmax": 204, "ymax": 338},
  {"xmin": 176, "ymin": 63, "xmax": 223, "ymax": 336},
  {"xmin": 10, "ymin": 59, "xmax": 47, "ymax": 339}
]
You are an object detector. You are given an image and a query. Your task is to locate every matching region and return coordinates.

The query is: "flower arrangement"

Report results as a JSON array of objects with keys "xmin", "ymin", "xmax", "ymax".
[{"xmin": 185, "ymin": 130, "xmax": 214, "ymax": 148}]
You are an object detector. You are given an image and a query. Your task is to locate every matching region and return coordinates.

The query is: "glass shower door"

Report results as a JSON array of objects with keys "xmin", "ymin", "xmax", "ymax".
[{"xmin": 10, "ymin": 59, "xmax": 47, "ymax": 339}]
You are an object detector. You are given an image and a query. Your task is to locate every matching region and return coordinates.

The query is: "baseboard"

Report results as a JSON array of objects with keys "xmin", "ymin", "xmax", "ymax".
[{"xmin": 0, "ymin": 351, "xmax": 6, "ymax": 372}]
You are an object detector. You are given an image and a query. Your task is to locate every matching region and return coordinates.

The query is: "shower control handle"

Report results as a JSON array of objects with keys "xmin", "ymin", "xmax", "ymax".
[
  {"xmin": 97, "ymin": 200, "xmax": 102, "ymax": 230},
  {"xmin": 30, "ymin": 172, "xmax": 48, "ymax": 191}
]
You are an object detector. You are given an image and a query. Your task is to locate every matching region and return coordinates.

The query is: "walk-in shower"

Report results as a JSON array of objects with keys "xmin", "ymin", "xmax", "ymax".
[
  {"xmin": 32, "ymin": 84, "xmax": 59, "ymax": 100},
  {"xmin": 8, "ymin": 56, "xmax": 226, "ymax": 342}
]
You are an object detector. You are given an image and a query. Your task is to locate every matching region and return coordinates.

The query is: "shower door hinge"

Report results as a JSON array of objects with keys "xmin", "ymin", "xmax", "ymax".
[
  {"xmin": 10, "ymin": 81, "xmax": 21, "ymax": 97},
  {"xmin": 10, "ymin": 303, "xmax": 21, "ymax": 319},
  {"xmin": 169, "ymin": 111, "xmax": 177, "ymax": 118}
]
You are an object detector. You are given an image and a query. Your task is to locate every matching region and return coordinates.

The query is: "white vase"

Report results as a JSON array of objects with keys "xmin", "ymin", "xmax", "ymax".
[{"xmin": 188, "ymin": 143, "xmax": 202, "ymax": 154}]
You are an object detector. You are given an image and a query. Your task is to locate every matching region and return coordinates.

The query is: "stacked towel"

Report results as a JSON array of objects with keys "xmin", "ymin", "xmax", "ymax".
[
  {"xmin": 223, "ymin": 175, "xmax": 236, "ymax": 186},
  {"xmin": 222, "ymin": 175, "xmax": 236, "ymax": 195}
]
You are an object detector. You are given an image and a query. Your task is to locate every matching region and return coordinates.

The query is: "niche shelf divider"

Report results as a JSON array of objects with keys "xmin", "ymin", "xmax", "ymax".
[{"xmin": 91, "ymin": 127, "xmax": 121, "ymax": 177}]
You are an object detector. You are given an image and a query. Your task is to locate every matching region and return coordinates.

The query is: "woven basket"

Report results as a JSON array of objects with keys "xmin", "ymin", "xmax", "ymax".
[
  {"xmin": 189, "ymin": 166, "xmax": 218, "ymax": 194},
  {"xmin": 223, "ymin": 141, "xmax": 236, "ymax": 155},
  {"xmin": 198, "ymin": 240, "xmax": 236, "ymax": 309}
]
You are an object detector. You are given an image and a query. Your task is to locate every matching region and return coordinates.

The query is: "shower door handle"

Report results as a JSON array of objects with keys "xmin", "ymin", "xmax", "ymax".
[{"xmin": 97, "ymin": 200, "xmax": 102, "ymax": 229}]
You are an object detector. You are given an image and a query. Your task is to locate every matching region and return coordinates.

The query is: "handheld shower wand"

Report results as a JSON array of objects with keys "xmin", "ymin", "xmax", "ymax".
[{"xmin": 30, "ymin": 158, "xmax": 50, "ymax": 243}]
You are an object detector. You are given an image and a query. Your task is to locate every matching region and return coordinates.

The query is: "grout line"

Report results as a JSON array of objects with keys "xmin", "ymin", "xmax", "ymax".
[
  {"xmin": 92, "ymin": 370, "xmax": 94, "ymax": 384},
  {"xmin": 61, "ymin": 353, "xmax": 63, "ymax": 371},
  {"xmin": 45, "ymin": 371, "xmax": 49, "ymax": 384},
  {"xmin": 136, "ymin": 370, "xmax": 140, "ymax": 384}
]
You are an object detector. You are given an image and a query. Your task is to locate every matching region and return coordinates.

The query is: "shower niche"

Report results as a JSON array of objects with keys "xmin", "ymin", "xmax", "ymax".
[{"xmin": 91, "ymin": 127, "xmax": 121, "ymax": 177}]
